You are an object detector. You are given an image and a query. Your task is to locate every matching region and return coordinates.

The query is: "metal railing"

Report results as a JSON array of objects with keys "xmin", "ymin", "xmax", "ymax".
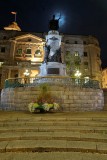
[{"xmin": 4, "ymin": 76, "xmax": 100, "ymax": 89}]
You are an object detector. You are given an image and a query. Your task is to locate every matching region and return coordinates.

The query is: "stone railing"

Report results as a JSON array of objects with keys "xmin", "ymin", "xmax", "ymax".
[{"xmin": 4, "ymin": 76, "xmax": 100, "ymax": 89}]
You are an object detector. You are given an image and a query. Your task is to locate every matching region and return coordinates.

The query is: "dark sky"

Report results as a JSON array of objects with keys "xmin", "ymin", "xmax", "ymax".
[{"xmin": 0, "ymin": 0, "xmax": 107, "ymax": 68}]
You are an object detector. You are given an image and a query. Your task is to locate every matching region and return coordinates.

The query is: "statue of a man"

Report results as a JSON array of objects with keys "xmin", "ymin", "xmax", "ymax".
[{"xmin": 49, "ymin": 15, "xmax": 60, "ymax": 30}]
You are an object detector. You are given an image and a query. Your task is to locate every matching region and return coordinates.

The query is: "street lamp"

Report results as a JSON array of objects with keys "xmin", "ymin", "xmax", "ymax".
[
  {"xmin": 24, "ymin": 69, "xmax": 30, "ymax": 76},
  {"xmin": 23, "ymin": 69, "xmax": 30, "ymax": 84},
  {"xmin": 74, "ymin": 70, "xmax": 82, "ymax": 84},
  {"xmin": 74, "ymin": 70, "xmax": 81, "ymax": 78}
]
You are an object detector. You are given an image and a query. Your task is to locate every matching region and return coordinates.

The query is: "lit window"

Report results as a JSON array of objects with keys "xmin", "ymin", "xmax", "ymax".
[
  {"xmin": 74, "ymin": 51, "xmax": 79, "ymax": 56},
  {"xmin": 26, "ymin": 48, "xmax": 31, "ymax": 54},
  {"xmin": 17, "ymin": 49, "xmax": 22, "ymax": 55},
  {"xmin": 0, "ymin": 62, "xmax": 4, "ymax": 66},
  {"xmin": 34, "ymin": 50, "xmax": 41, "ymax": 57},
  {"xmin": 1, "ymin": 47, "xmax": 5, "ymax": 53}
]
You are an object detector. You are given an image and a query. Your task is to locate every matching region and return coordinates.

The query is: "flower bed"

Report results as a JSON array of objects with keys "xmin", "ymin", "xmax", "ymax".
[
  {"xmin": 28, "ymin": 84, "xmax": 60, "ymax": 113},
  {"xmin": 28, "ymin": 102, "xmax": 60, "ymax": 113}
]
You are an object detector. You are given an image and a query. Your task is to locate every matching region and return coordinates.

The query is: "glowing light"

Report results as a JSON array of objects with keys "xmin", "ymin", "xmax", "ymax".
[
  {"xmin": 84, "ymin": 77, "xmax": 89, "ymax": 83},
  {"xmin": 74, "ymin": 70, "xmax": 82, "ymax": 78},
  {"xmin": 24, "ymin": 69, "xmax": 30, "ymax": 76}
]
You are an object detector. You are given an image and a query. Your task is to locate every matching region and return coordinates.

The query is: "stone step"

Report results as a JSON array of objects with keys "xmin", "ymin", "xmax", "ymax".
[
  {"xmin": 1, "ymin": 111, "xmax": 107, "ymax": 120},
  {"xmin": 0, "ymin": 140, "xmax": 107, "ymax": 154},
  {"xmin": 0, "ymin": 125, "xmax": 107, "ymax": 134},
  {"xmin": 0, "ymin": 111, "xmax": 107, "ymax": 159},
  {"xmin": 1, "ymin": 120, "xmax": 107, "ymax": 127},
  {"xmin": 0, "ymin": 131, "xmax": 107, "ymax": 142},
  {"xmin": 0, "ymin": 117, "xmax": 100, "ymax": 122},
  {"xmin": 0, "ymin": 152, "xmax": 107, "ymax": 160}
]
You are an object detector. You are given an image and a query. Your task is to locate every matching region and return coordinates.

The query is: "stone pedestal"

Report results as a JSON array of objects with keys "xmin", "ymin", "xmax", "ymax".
[
  {"xmin": 39, "ymin": 30, "xmax": 66, "ymax": 77},
  {"xmin": 39, "ymin": 62, "xmax": 66, "ymax": 76}
]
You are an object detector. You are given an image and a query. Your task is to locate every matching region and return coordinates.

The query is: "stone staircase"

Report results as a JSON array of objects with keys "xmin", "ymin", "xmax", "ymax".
[{"xmin": 0, "ymin": 111, "xmax": 107, "ymax": 160}]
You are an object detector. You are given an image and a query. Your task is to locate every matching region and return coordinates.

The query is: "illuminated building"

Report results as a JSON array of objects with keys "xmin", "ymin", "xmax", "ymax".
[
  {"xmin": 0, "ymin": 23, "xmax": 102, "ymax": 89},
  {"xmin": 102, "ymin": 68, "xmax": 107, "ymax": 88}
]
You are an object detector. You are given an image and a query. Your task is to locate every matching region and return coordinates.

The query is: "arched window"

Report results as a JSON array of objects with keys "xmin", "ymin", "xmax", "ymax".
[{"xmin": 34, "ymin": 50, "xmax": 41, "ymax": 57}]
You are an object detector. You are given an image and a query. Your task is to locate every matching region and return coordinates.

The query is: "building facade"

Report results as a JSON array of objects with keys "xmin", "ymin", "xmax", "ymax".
[
  {"xmin": 102, "ymin": 68, "xmax": 107, "ymax": 88},
  {"xmin": 0, "ymin": 29, "xmax": 102, "ymax": 89},
  {"xmin": 63, "ymin": 35, "xmax": 102, "ymax": 83}
]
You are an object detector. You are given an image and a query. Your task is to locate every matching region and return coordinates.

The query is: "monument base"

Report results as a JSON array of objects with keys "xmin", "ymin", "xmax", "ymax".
[{"xmin": 39, "ymin": 62, "xmax": 66, "ymax": 76}]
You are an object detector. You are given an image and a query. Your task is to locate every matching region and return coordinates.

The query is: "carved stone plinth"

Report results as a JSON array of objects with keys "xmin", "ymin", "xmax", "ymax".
[{"xmin": 39, "ymin": 62, "xmax": 66, "ymax": 76}]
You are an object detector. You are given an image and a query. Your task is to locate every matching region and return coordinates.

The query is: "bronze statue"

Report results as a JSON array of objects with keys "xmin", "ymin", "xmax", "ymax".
[{"xmin": 49, "ymin": 15, "xmax": 60, "ymax": 30}]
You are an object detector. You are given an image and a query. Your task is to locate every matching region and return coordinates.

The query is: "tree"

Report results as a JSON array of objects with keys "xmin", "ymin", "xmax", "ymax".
[{"xmin": 65, "ymin": 51, "xmax": 81, "ymax": 77}]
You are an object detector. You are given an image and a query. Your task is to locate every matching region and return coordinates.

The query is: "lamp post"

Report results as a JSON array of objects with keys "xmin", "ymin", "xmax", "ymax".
[{"xmin": 23, "ymin": 69, "xmax": 30, "ymax": 83}]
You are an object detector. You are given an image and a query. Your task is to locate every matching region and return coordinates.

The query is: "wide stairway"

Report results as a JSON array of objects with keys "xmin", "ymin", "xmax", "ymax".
[{"xmin": 0, "ymin": 111, "xmax": 107, "ymax": 160}]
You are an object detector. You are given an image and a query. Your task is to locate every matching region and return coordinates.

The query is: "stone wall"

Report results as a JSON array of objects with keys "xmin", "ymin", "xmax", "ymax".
[{"xmin": 0, "ymin": 86, "xmax": 104, "ymax": 112}]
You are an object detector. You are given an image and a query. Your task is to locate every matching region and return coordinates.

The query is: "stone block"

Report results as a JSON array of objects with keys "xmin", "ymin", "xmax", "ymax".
[
  {"xmin": 64, "ymin": 99, "xmax": 74, "ymax": 104},
  {"xmin": 64, "ymin": 91, "xmax": 70, "ymax": 96},
  {"xmin": 79, "ymin": 96, "xmax": 89, "ymax": 100},
  {"xmin": 73, "ymin": 100, "xmax": 82, "ymax": 104},
  {"xmin": 30, "ymin": 87, "xmax": 40, "ymax": 91},
  {"xmin": 97, "ymin": 100, "xmax": 103, "ymax": 104},
  {"xmin": 14, "ymin": 87, "xmax": 25, "ymax": 92},
  {"xmin": 67, "ymin": 92, "xmax": 74, "ymax": 96},
  {"xmin": 61, "ymin": 104, "xmax": 70, "ymax": 108},
  {"xmin": 72, "ymin": 96, "xmax": 79, "ymax": 100},
  {"xmin": 63, "ymin": 86, "xmax": 70, "ymax": 91},
  {"xmin": 70, "ymin": 104, "xmax": 82, "ymax": 107},
  {"xmin": 62, "ymin": 95, "xmax": 69, "ymax": 100},
  {"xmin": 90, "ymin": 96, "xmax": 98, "ymax": 100}
]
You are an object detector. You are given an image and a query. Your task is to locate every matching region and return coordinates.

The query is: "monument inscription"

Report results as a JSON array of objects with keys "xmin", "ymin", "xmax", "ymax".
[{"xmin": 47, "ymin": 68, "xmax": 59, "ymax": 74}]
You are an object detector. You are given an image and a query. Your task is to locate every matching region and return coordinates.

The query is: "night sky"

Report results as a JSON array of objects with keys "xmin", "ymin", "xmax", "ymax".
[{"xmin": 0, "ymin": 0, "xmax": 107, "ymax": 68}]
